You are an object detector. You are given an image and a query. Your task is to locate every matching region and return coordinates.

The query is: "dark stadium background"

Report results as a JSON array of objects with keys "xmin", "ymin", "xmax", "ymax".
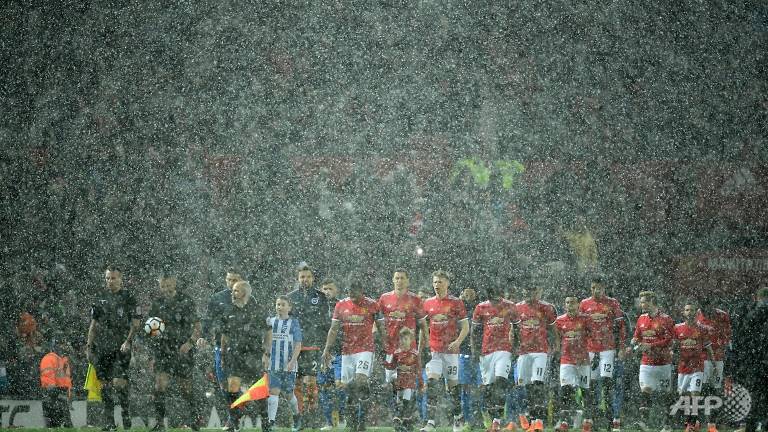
[{"xmin": 1, "ymin": 0, "xmax": 766, "ymax": 429}]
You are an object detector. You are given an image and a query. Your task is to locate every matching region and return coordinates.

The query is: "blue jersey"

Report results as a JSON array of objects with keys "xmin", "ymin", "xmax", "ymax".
[{"xmin": 267, "ymin": 316, "xmax": 302, "ymax": 372}]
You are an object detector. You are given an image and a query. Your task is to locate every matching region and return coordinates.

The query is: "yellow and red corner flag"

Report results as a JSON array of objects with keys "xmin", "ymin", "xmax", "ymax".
[
  {"xmin": 83, "ymin": 363, "xmax": 102, "ymax": 402},
  {"xmin": 230, "ymin": 374, "xmax": 269, "ymax": 408}
]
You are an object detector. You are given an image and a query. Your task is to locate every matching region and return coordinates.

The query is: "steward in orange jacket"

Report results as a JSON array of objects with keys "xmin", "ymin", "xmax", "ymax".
[{"xmin": 39, "ymin": 349, "xmax": 73, "ymax": 427}]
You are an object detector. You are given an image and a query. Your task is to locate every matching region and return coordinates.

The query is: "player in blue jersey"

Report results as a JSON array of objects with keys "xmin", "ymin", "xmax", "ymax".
[{"xmin": 264, "ymin": 295, "xmax": 303, "ymax": 431}]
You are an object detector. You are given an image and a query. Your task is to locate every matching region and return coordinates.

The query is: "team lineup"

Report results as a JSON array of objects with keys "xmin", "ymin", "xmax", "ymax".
[{"xmin": 86, "ymin": 265, "xmax": 732, "ymax": 432}]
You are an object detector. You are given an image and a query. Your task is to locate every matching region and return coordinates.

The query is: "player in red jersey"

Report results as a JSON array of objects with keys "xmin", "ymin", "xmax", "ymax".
[
  {"xmin": 471, "ymin": 284, "xmax": 518, "ymax": 432},
  {"xmin": 378, "ymin": 269, "xmax": 429, "ymax": 387},
  {"xmin": 553, "ymin": 297, "xmax": 594, "ymax": 432},
  {"xmin": 420, "ymin": 270, "xmax": 469, "ymax": 432},
  {"xmin": 322, "ymin": 280, "xmax": 385, "ymax": 432},
  {"xmin": 384, "ymin": 327, "xmax": 423, "ymax": 432},
  {"xmin": 514, "ymin": 284, "xmax": 557, "ymax": 432},
  {"xmin": 579, "ymin": 276, "xmax": 627, "ymax": 432},
  {"xmin": 673, "ymin": 301, "xmax": 715, "ymax": 432},
  {"xmin": 631, "ymin": 291, "xmax": 675, "ymax": 432},
  {"xmin": 695, "ymin": 296, "xmax": 731, "ymax": 432}
]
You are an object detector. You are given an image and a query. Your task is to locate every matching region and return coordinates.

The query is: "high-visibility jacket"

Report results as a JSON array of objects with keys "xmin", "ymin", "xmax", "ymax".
[{"xmin": 40, "ymin": 352, "xmax": 72, "ymax": 395}]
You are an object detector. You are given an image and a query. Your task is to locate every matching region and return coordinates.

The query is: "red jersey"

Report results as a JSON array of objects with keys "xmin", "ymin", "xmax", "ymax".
[
  {"xmin": 332, "ymin": 297, "xmax": 380, "ymax": 355},
  {"xmin": 674, "ymin": 322, "xmax": 710, "ymax": 374},
  {"xmin": 633, "ymin": 312, "xmax": 675, "ymax": 366},
  {"xmin": 472, "ymin": 300, "xmax": 518, "ymax": 355},
  {"xmin": 579, "ymin": 296, "xmax": 626, "ymax": 352},
  {"xmin": 515, "ymin": 300, "xmax": 557, "ymax": 355},
  {"xmin": 382, "ymin": 348, "xmax": 421, "ymax": 390},
  {"xmin": 555, "ymin": 313, "xmax": 591, "ymax": 365},
  {"xmin": 423, "ymin": 295, "xmax": 467, "ymax": 353},
  {"xmin": 695, "ymin": 309, "xmax": 731, "ymax": 361},
  {"xmin": 378, "ymin": 291, "xmax": 426, "ymax": 354}
]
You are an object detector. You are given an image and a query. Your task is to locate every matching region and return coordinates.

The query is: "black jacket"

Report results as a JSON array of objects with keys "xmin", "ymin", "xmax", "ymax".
[{"xmin": 287, "ymin": 286, "xmax": 331, "ymax": 349}]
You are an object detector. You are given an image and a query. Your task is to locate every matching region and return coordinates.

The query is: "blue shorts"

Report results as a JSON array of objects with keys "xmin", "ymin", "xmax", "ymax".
[
  {"xmin": 269, "ymin": 370, "xmax": 297, "ymax": 392},
  {"xmin": 458, "ymin": 354, "xmax": 482, "ymax": 385},
  {"xmin": 317, "ymin": 355, "xmax": 342, "ymax": 385},
  {"xmin": 214, "ymin": 346, "xmax": 226, "ymax": 384}
]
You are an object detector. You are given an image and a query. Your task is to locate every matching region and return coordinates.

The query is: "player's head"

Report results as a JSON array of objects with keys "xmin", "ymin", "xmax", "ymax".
[
  {"xmin": 275, "ymin": 295, "xmax": 292, "ymax": 316},
  {"xmin": 158, "ymin": 274, "xmax": 178, "ymax": 299},
  {"xmin": 432, "ymin": 270, "xmax": 451, "ymax": 298},
  {"xmin": 526, "ymin": 269, "xmax": 548, "ymax": 302},
  {"xmin": 682, "ymin": 300, "xmax": 697, "ymax": 322},
  {"xmin": 297, "ymin": 265, "xmax": 314, "ymax": 289},
  {"xmin": 699, "ymin": 295, "xmax": 716, "ymax": 315},
  {"xmin": 756, "ymin": 286, "xmax": 768, "ymax": 303},
  {"xmin": 564, "ymin": 296, "xmax": 579, "ymax": 314},
  {"xmin": 349, "ymin": 280, "xmax": 366, "ymax": 303},
  {"xmin": 485, "ymin": 285, "xmax": 504, "ymax": 303},
  {"xmin": 321, "ymin": 279, "xmax": 338, "ymax": 300},
  {"xmin": 590, "ymin": 274, "xmax": 607, "ymax": 299},
  {"xmin": 231, "ymin": 280, "xmax": 251, "ymax": 303},
  {"xmin": 398, "ymin": 327, "xmax": 415, "ymax": 350},
  {"xmin": 523, "ymin": 284, "xmax": 542, "ymax": 302},
  {"xmin": 638, "ymin": 290, "xmax": 657, "ymax": 314},
  {"xmin": 104, "ymin": 264, "xmax": 123, "ymax": 293},
  {"xmin": 393, "ymin": 268, "xmax": 410, "ymax": 295},
  {"xmin": 225, "ymin": 267, "xmax": 244, "ymax": 290},
  {"xmin": 461, "ymin": 287, "xmax": 477, "ymax": 303}
]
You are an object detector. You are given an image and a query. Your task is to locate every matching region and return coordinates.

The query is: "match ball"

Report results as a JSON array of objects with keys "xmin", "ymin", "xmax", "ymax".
[{"xmin": 144, "ymin": 316, "xmax": 165, "ymax": 337}]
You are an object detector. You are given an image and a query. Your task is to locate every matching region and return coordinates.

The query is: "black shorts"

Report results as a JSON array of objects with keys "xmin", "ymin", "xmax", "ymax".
[
  {"xmin": 297, "ymin": 349, "xmax": 321, "ymax": 378},
  {"xmin": 225, "ymin": 349, "xmax": 264, "ymax": 383},
  {"xmin": 93, "ymin": 349, "xmax": 131, "ymax": 382},
  {"xmin": 153, "ymin": 341, "xmax": 195, "ymax": 379}
]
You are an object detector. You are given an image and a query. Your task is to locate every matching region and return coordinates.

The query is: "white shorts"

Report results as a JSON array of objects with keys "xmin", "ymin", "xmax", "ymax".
[
  {"xmin": 589, "ymin": 350, "xmax": 616, "ymax": 379},
  {"xmin": 341, "ymin": 351, "xmax": 374, "ymax": 384},
  {"xmin": 385, "ymin": 354, "xmax": 397, "ymax": 383},
  {"xmin": 677, "ymin": 371, "xmax": 705, "ymax": 394},
  {"xmin": 638, "ymin": 364, "xmax": 672, "ymax": 391},
  {"xmin": 703, "ymin": 360, "xmax": 724, "ymax": 389},
  {"xmin": 516, "ymin": 353, "xmax": 549, "ymax": 385},
  {"xmin": 560, "ymin": 364, "xmax": 591, "ymax": 389},
  {"xmin": 426, "ymin": 352, "xmax": 460, "ymax": 381},
  {"xmin": 397, "ymin": 388, "xmax": 415, "ymax": 401},
  {"xmin": 480, "ymin": 351, "xmax": 512, "ymax": 385}
]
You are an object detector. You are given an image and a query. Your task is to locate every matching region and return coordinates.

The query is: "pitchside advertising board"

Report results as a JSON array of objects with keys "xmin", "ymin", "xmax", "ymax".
[{"xmin": 0, "ymin": 401, "xmax": 237, "ymax": 429}]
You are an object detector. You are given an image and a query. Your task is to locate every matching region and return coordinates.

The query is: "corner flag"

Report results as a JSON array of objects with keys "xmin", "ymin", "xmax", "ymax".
[{"xmin": 230, "ymin": 374, "xmax": 270, "ymax": 408}]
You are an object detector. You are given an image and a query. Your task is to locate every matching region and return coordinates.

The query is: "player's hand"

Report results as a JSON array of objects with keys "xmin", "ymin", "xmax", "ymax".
[
  {"xmin": 196, "ymin": 337, "xmax": 208, "ymax": 349},
  {"xmin": 263, "ymin": 354, "xmax": 271, "ymax": 371},
  {"xmin": 618, "ymin": 347, "xmax": 628, "ymax": 360},
  {"xmin": 447, "ymin": 340, "xmax": 461, "ymax": 352},
  {"xmin": 120, "ymin": 340, "xmax": 131, "ymax": 353},
  {"xmin": 321, "ymin": 350, "xmax": 332, "ymax": 369},
  {"xmin": 180, "ymin": 342, "xmax": 193, "ymax": 354},
  {"xmin": 286, "ymin": 359, "xmax": 297, "ymax": 372}
]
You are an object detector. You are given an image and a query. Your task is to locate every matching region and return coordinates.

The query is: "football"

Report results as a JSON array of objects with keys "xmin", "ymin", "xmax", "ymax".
[{"xmin": 144, "ymin": 316, "xmax": 165, "ymax": 337}]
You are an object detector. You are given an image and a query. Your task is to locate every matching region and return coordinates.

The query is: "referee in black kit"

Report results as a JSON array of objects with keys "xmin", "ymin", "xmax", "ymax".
[{"xmin": 85, "ymin": 264, "xmax": 140, "ymax": 431}]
